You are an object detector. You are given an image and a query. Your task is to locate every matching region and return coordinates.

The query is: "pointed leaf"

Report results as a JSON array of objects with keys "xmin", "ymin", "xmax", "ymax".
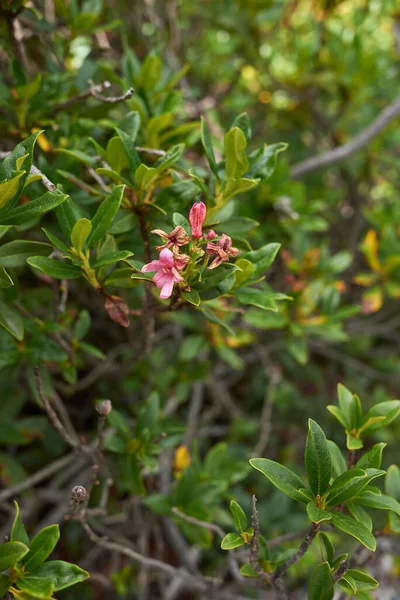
[
  {"xmin": 70, "ymin": 218, "xmax": 92, "ymax": 252},
  {"xmin": 0, "ymin": 241, "xmax": 52, "ymax": 268},
  {"xmin": 224, "ymin": 127, "xmax": 248, "ymax": 179},
  {"xmin": 230, "ymin": 500, "xmax": 247, "ymax": 533},
  {"xmin": 27, "ymin": 257, "xmax": 81, "ymax": 279},
  {"xmin": 330, "ymin": 512, "xmax": 376, "ymax": 550},
  {"xmin": 325, "ymin": 469, "xmax": 385, "ymax": 507},
  {"xmin": 306, "ymin": 503, "xmax": 332, "ymax": 524},
  {"xmin": 326, "ymin": 440, "xmax": 347, "ymax": 476},
  {"xmin": 355, "ymin": 443, "xmax": 386, "ymax": 470},
  {"xmin": 22, "ymin": 524, "xmax": 60, "ymax": 571},
  {"xmin": 305, "ymin": 419, "xmax": 331, "ymax": 496},
  {"xmin": 0, "ymin": 191, "xmax": 68, "ymax": 226},
  {"xmin": 17, "ymin": 577, "xmax": 54, "ymax": 598},
  {"xmin": 308, "ymin": 562, "xmax": 334, "ymax": 600},
  {"xmin": 28, "ymin": 561, "xmax": 89, "ymax": 591},
  {"xmin": 87, "ymin": 185, "xmax": 125, "ymax": 248},
  {"xmin": 221, "ymin": 533, "xmax": 245, "ymax": 550},
  {"xmin": 11, "ymin": 501, "xmax": 29, "ymax": 545},
  {"xmin": 0, "ymin": 300, "xmax": 24, "ymax": 340},
  {"xmin": 250, "ymin": 458, "xmax": 310, "ymax": 503},
  {"xmin": 0, "ymin": 541, "xmax": 29, "ymax": 571},
  {"xmin": 200, "ymin": 117, "xmax": 218, "ymax": 177}
]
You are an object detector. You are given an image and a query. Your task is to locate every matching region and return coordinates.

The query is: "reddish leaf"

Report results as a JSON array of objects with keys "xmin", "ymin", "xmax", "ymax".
[{"xmin": 104, "ymin": 295, "xmax": 130, "ymax": 327}]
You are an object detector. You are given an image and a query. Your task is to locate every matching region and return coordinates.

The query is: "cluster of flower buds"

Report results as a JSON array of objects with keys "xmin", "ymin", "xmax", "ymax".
[{"xmin": 142, "ymin": 201, "xmax": 239, "ymax": 299}]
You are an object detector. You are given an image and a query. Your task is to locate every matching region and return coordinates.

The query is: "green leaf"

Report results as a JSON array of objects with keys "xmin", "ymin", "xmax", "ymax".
[
  {"xmin": 0, "ymin": 131, "xmax": 43, "ymax": 208},
  {"xmin": 0, "ymin": 574, "xmax": 9, "ymax": 596},
  {"xmin": 326, "ymin": 441, "xmax": 346, "ymax": 477},
  {"xmin": 70, "ymin": 218, "xmax": 92, "ymax": 252},
  {"xmin": 250, "ymin": 458, "xmax": 310, "ymax": 503},
  {"xmin": 385, "ymin": 464, "xmax": 400, "ymax": 499},
  {"xmin": 221, "ymin": 533, "xmax": 245, "ymax": 550},
  {"xmin": 28, "ymin": 561, "xmax": 89, "ymax": 591},
  {"xmin": 355, "ymin": 491, "xmax": 400, "ymax": 516},
  {"xmin": 155, "ymin": 144, "xmax": 184, "ymax": 175},
  {"xmin": 326, "ymin": 405, "xmax": 348, "ymax": 429},
  {"xmin": 135, "ymin": 164, "xmax": 158, "ymax": 191},
  {"xmin": 347, "ymin": 502, "xmax": 373, "ymax": 531},
  {"xmin": 0, "ymin": 541, "xmax": 29, "ymax": 571},
  {"xmin": 17, "ymin": 577, "xmax": 54, "ymax": 598},
  {"xmin": 244, "ymin": 243, "xmax": 281, "ymax": 278},
  {"xmin": 239, "ymin": 563, "xmax": 259, "ymax": 578},
  {"xmin": 308, "ymin": 562, "xmax": 334, "ymax": 600},
  {"xmin": 362, "ymin": 401, "xmax": 400, "ymax": 433},
  {"xmin": 231, "ymin": 112, "xmax": 252, "ymax": 141},
  {"xmin": 346, "ymin": 569, "xmax": 379, "ymax": 591},
  {"xmin": 56, "ymin": 148, "xmax": 97, "ymax": 167},
  {"xmin": 0, "ymin": 300, "xmax": 24, "ymax": 340},
  {"xmin": 0, "ymin": 171, "xmax": 26, "ymax": 210},
  {"xmin": 355, "ymin": 443, "xmax": 386, "ymax": 470},
  {"xmin": 247, "ymin": 142, "xmax": 288, "ymax": 180},
  {"xmin": 337, "ymin": 384, "xmax": 362, "ymax": 430},
  {"xmin": 93, "ymin": 250, "xmax": 133, "ymax": 269},
  {"xmin": 306, "ymin": 503, "xmax": 332, "ymax": 524},
  {"xmin": 87, "ymin": 185, "xmax": 125, "ymax": 248},
  {"xmin": 233, "ymin": 258, "xmax": 256, "ymax": 287},
  {"xmin": 115, "ymin": 128, "xmax": 141, "ymax": 173},
  {"xmin": 181, "ymin": 289, "xmax": 201, "ymax": 306},
  {"xmin": 106, "ymin": 136, "xmax": 129, "ymax": 173},
  {"xmin": 330, "ymin": 512, "xmax": 376, "ymax": 550},
  {"xmin": 222, "ymin": 177, "xmax": 259, "ymax": 201},
  {"xmin": 200, "ymin": 117, "xmax": 218, "ymax": 177},
  {"xmin": 55, "ymin": 197, "xmax": 81, "ymax": 239},
  {"xmin": 339, "ymin": 575, "xmax": 357, "ymax": 594},
  {"xmin": 224, "ymin": 127, "xmax": 248, "ymax": 179},
  {"xmin": 325, "ymin": 469, "xmax": 385, "ymax": 507},
  {"xmin": 0, "ymin": 191, "xmax": 68, "ymax": 226},
  {"xmin": 0, "ymin": 265, "xmax": 13, "ymax": 288},
  {"xmin": 27, "ymin": 257, "xmax": 82, "ymax": 279},
  {"xmin": 230, "ymin": 500, "xmax": 247, "ymax": 533},
  {"xmin": 11, "ymin": 501, "xmax": 29, "ymax": 546},
  {"xmin": 305, "ymin": 419, "xmax": 331, "ymax": 496},
  {"xmin": 22, "ymin": 524, "xmax": 60, "ymax": 571},
  {"xmin": 346, "ymin": 431, "xmax": 363, "ymax": 450},
  {"xmin": 139, "ymin": 55, "xmax": 162, "ymax": 91},
  {"xmin": 172, "ymin": 212, "xmax": 191, "ymax": 236},
  {"xmin": 236, "ymin": 288, "xmax": 278, "ymax": 311},
  {"xmin": 0, "ymin": 241, "xmax": 52, "ymax": 268},
  {"xmin": 319, "ymin": 533, "xmax": 334, "ymax": 566}
]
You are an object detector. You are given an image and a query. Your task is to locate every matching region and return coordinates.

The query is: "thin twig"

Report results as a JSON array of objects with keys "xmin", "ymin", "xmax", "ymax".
[
  {"xmin": 34, "ymin": 366, "xmax": 80, "ymax": 449},
  {"xmin": 171, "ymin": 507, "xmax": 225, "ymax": 539},
  {"xmin": 250, "ymin": 496, "xmax": 271, "ymax": 583},
  {"xmin": 273, "ymin": 523, "xmax": 320, "ymax": 582},
  {"xmin": 0, "ymin": 453, "xmax": 76, "ymax": 503},
  {"xmin": 332, "ymin": 559, "xmax": 348, "ymax": 583},
  {"xmin": 291, "ymin": 94, "xmax": 400, "ymax": 177}
]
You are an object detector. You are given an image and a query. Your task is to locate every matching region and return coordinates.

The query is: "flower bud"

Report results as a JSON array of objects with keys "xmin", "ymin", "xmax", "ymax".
[
  {"xmin": 206, "ymin": 230, "xmax": 217, "ymax": 240},
  {"xmin": 96, "ymin": 399, "xmax": 112, "ymax": 416},
  {"xmin": 71, "ymin": 485, "xmax": 87, "ymax": 502},
  {"xmin": 189, "ymin": 201, "xmax": 206, "ymax": 238}
]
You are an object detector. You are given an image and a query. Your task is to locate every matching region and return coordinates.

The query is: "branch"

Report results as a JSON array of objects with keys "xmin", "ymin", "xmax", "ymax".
[
  {"xmin": 291, "ymin": 94, "xmax": 400, "ymax": 178},
  {"xmin": 0, "ymin": 153, "xmax": 57, "ymax": 193},
  {"xmin": 171, "ymin": 507, "xmax": 225, "ymax": 539},
  {"xmin": 51, "ymin": 81, "xmax": 134, "ymax": 112},
  {"xmin": 250, "ymin": 496, "xmax": 271, "ymax": 584},
  {"xmin": 272, "ymin": 523, "xmax": 320, "ymax": 581},
  {"xmin": 332, "ymin": 559, "xmax": 348, "ymax": 583}
]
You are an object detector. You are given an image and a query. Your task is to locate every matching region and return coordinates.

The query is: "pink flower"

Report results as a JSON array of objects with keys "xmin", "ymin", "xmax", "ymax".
[
  {"xmin": 189, "ymin": 201, "xmax": 206, "ymax": 238},
  {"xmin": 206, "ymin": 234, "xmax": 240, "ymax": 269},
  {"xmin": 141, "ymin": 248, "xmax": 184, "ymax": 299},
  {"xmin": 206, "ymin": 230, "xmax": 217, "ymax": 240}
]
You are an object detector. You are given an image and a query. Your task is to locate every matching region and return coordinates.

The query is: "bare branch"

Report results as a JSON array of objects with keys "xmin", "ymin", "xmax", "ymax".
[
  {"xmin": 51, "ymin": 81, "xmax": 134, "ymax": 112},
  {"xmin": 171, "ymin": 507, "xmax": 225, "ymax": 539},
  {"xmin": 291, "ymin": 94, "xmax": 400, "ymax": 178},
  {"xmin": 250, "ymin": 496, "xmax": 271, "ymax": 584}
]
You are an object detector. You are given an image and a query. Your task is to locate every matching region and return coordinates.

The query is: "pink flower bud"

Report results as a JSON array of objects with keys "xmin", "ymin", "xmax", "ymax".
[
  {"xmin": 189, "ymin": 201, "xmax": 206, "ymax": 238},
  {"xmin": 96, "ymin": 399, "xmax": 112, "ymax": 415},
  {"xmin": 206, "ymin": 230, "xmax": 217, "ymax": 240}
]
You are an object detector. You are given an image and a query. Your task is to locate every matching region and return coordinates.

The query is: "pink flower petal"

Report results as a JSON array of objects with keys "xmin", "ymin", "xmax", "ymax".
[
  {"xmin": 159, "ymin": 248, "xmax": 174, "ymax": 267},
  {"xmin": 141, "ymin": 260, "xmax": 162, "ymax": 273},
  {"xmin": 171, "ymin": 267, "xmax": 184, "ymax": 282},
  {"xmin": 159, "ymin": 276, "xmax": 175, "ymax": 299}
]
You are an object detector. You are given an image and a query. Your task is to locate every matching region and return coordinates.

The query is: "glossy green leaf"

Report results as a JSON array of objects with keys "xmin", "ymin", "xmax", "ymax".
[
  {"xmin": 346, "ymin": 569, "xmax": 379, "ymax": 591},
  {"xmin": 28, "ymin": 561, "xmax": 89, "ymax": 591},
  {"xmin": 222, "ymin": 177, "xmax": 259, "ymax": 201},
  {"xmin": 0, "ymin": 265, "xmax": 13, "ymax": 288},
  {"xmin": 224, "ymin": 127, "xmax": 248, "ymax": 179},
  {"xmin": 11, "ymin": 501, "xmax": 29, "ymax": 546},
  {"xmin": 244, "ymin": 243, "xmax": 280, "ymax": 278},
  {"xmin": 0, "ymin": 241, "xmax": 52, "ymax": 268},
  {"xmin": 220, "ymin": 533, "xmax": 245, "ymax": 550},
  {"xmin": 355, "ymin": 443, "xmax": 386, "ymax": 470},
  {"xmin": 305, "ymin": 419, "xmax": 331, "ymax": 496},
  {"xmin": 325, "ymin": 469, "xmax": 385, "ymax": 507},
  {"xmin": 27, "ymin": 257, "xmax": 81, "ymax": 279},
  {"xmin": 70, "ymin": 218, "xmax": 92, "ymax": 252},
  {"xmin": 237, "ymin": 288, "xmax": 278, "ymax": 311},
  {"xmin": 155, "ymin": 144, "xmax": 184, "ymax": 174},
  {"xmin": 93, "ymin": 250, "xmax": 133, "ymax": 269},
  {"xmin": 0, "ymin": 574, "xmax": 9, "ymax": 596},
  {"xmin": 86, "ymin": 185, "xmax": 125, "ymax": 248},
  {"xmin": 0, "ymin": 300, "xmax": 24, "ymax": 340},
  {"xmin": 0, "ymin": 191, "xmax": 68, "ymax": 226},
  {"xmin": 319, "ymin": 533, "xmax": 334, "ymax": 566},
  {"xmin": 337, "ymin": 384, "xmax": 361, "ymax": 430},
  {"xmin": 0, "ymin": 541, "xmax": 29, "ymax": 571},
  {"xmin": 115, "ymin": 128, "xmax": 141, "ymax": 173},
  {"xmin": 362, "ymin": 401, "xmax": 400, "ymax": 433},
  {"xmin": 308, "ymin": 562, "xmax": 334, "ymax": 600},
  {"xmin": 172, "ymin": 212, "xmax": 191, "ymax": 236},
  {"xmin": 306, "ymin": 503, "xmax": 332, "ymax": 524},
  {"xmin": 17, "ymin": 577, "xmax": 54, "ymax": 598},
  {"xmin": 200, "ymin": 117, "xmax": 218, "ymax": 177},
  {"xmin": 355, "ymin": 491, "xmax": 400, "ymax": 516},
  {"xmin": 347, "ymin": 502, "xmax": 373, "ymax": 531},
  {"xmin": 0, "ymin": 131, "xmax": 42, "ymax": 207},
  {"xmin": 106, "ymin": 136, "xmax": 129, "ymax": 173},
  {"xmin": 230, "ymin": 500, "xmax": 247, "ymax": 533},
  {"xmin": 330, "ymin": 512, "xmax": 376, "ymax": 550},
  {"xmin": 0, "ymin": 171, "xmax": 26, "ymax": 210},
  {"xmin": 22, "ymin": 524, "xmax": 60, "ymax": 571},
  {"xmin": 250, "ymin": 458, "xmax": 310, "ymax": 503},
  {"xmin": 326, "ymin": 440, "xmax": 346, "ymax": 476}
]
